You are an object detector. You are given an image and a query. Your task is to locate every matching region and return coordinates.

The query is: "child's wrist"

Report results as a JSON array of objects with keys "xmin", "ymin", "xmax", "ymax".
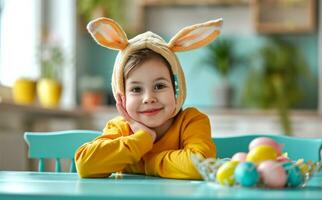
[
  {"xmin": 132, "ymin": 126, "xmax": 155, "ymax": 141},
  {"xmin": 149, "ymin": 131, "xmax": 156, "ymax": 142}
]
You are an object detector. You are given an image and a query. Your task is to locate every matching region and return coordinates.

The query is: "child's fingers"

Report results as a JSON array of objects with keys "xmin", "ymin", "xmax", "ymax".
[
  {"xmin": 116, "ymin": 93, "xmax": 132, "ymax": 122},
  {"xmin": 116, "ymin": 93, "xmax": 122, "ymax": 104},
  {"xmin": 116, "ymin": 100, "xmax": 126, "ymax": 117},
  {"xmin": 115, "ymin": 101, "xmax": 123, "ymax": 114},
  {"xmin": 121, "ymin": 95, "xmax": 126, "ymax": 109},
  {"xmin": 116, "ymin": 94, "xmax": 124, "ymax": 113},
  {"xmin": 116, "ymin": 103, "xmax": 131, "ymax": 122},
  {"xmin": 122, "ymin": 108, "xmax": 133, "ymax": 122},
  {"xmin": 116, "ymin": 93, "xmax": 126, "ymax": 110}
]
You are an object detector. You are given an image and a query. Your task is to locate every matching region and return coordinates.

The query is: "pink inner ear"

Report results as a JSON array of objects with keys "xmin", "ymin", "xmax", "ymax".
[
  {"xmin": 97, "ymin": 23, "xmax": 124, "ymax": 44},
  {"xmin": 175, "ymin": 26, "xmax": 219, "ymax": 47}
]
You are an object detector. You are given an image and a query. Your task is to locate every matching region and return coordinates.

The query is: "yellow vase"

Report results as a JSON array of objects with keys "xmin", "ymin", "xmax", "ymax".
[
  {"xmin": 12, "ymin": 78, "xmax": 36, "ymax": 105},
  {"xmin": 37, "ymin": 78, "xmax": 62, "ymax": 108}
]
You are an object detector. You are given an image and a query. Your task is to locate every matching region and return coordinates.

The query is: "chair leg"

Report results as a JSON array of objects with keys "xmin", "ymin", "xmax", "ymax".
[
  {"xmin": 70, "ymin": 159, "xmax": 76, "ymax": 173},
  {"xmin": 55, "ymin": 158, "xmax": 61, "ymax": 172},
  {"xmin": 39, "ymin": 158, "xmax": 45, "ymax": 172}
]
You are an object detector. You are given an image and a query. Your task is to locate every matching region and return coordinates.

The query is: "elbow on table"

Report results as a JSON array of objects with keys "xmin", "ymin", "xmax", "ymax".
[
  {"xmin": 74, "ymin": 155, "xmax": 106, "ymax": 178},
  {"xmin": 74, "ymin": 150, "xmax": 89, "ymax": 177},
  {"xmin": 75, "ymin": 159, "xmax": 92, "ymax": 178},
  {"xmin": 75, "ymin": 160, "xmax": 110, "ymax": 178}
]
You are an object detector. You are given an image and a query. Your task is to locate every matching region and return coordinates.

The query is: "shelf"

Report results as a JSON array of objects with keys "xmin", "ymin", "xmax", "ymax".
[
  {"xmin": 252, "ymin": 0, "xmax": 316, "ymax": 33},
  {"xmin": 0, "ymin": 101, "xmax": 91, "ymax": 119},
  {"xmin": 141, "ymin": 0, "xmax": 250, "ymax": 7}
]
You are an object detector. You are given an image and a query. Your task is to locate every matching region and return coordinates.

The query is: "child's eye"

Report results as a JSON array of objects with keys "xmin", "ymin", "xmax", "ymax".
[
  {"xmin": 154, "ymin": 83, "xmax": 167, "ymax": 90},
  {"xmin": 130, "ymin": 87, "xmax": 141, "ymax": 93}
]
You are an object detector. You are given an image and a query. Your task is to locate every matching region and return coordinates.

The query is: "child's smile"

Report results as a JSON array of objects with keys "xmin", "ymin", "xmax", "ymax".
[{"xmin": 138, "ymin": 107, "xmax": 163, "ymax": 116}]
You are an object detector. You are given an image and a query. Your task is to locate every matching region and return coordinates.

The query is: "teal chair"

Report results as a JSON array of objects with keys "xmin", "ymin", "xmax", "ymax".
[
  {"xmin": 24, "ymin": 130, "xmax": 101, "ymax": 172},
  {"xmin": 213, "ymin": 134, "xmax": 322, "ymax": 162}
]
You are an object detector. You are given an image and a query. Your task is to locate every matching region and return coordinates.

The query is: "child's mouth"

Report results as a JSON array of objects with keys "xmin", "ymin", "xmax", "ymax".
[{"xmin": 139, "ymin": 108, "xmax": 163, "ymax": 116}]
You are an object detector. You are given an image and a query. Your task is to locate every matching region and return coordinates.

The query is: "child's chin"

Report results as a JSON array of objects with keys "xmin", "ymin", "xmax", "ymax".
[{"xmin": 142, "ymin": 121, "xmax": 163, "ymax": 128}]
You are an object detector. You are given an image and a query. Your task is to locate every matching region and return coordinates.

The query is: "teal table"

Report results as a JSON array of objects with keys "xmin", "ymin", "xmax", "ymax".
[{"xmin": 0, "ymin": 171, "xmax": 322, "ymax": 200}]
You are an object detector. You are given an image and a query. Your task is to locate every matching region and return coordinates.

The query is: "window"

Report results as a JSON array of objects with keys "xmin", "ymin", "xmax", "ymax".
[
  {"xmin": 0, "ymin": 0, "xmax": 41, "ymax": 86},
  {"xmin": 0, "ymin": 0, "xmax": 76, "ymax": 108}
]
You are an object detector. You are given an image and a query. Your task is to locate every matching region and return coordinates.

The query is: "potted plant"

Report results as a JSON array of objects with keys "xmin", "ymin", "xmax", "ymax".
[
  {"xmin": 77, "ymin": 0, "xmax": 125, "ymax": 28},
  {"xmin": 242, "ymin": 37, "xmax": 311, "ymax": 135},
  {"xmin": 12, "ymin": 78, "xmax": 36, "ymax": 105},
  {"xmin": 37, "ymin": 39, "xmax": 65, "ymax": 108},
  {"xmin": 203, "ymin": 38, "xmax": 239, "ymax": 107}
]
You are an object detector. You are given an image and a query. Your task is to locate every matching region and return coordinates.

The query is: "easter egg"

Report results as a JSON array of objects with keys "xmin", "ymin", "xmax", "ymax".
[
  {"xmin": 232, "ymin": 152, "xmax": 247, "ymax": 162},
  {"xmin": 295, "ymin": 159, "xmax": 310, "ymax": 175},
  {"xmin": 246, "ymin": 145, "xmax": 278, "ymax": 165},
  {"xmin": 257, "ymin": 160, "xmax": 287, "ymax": 188},
  {"xmin": 216, "ymin": 161, "xmax": 239, "ymax": 186},
  {"xmin": 249, "ymin": 137, "xmax": 283, "ymax": 155},
  {"xmin": 276, "ymin": 155, "xmax": 290, "ymax": 163},
  {"xmin": 234, "ymin": 162, "xmax": 259, "ymax": 187},
  {"xmin": 297, "ymin": 163, "xmax": 310, "ymax": 175},
  {"xmin": 282, "ymin": 162, "xmax": 303, "ymax": 187}
]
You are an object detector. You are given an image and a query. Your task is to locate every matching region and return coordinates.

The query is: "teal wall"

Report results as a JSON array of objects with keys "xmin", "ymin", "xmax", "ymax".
[
  {"xmin": 180, "ymin": 34, "xmax": 318, "ymax": 109},
  {"xmin": 78, "ymin": 33, "xmax": 318, "ymax": 110}
]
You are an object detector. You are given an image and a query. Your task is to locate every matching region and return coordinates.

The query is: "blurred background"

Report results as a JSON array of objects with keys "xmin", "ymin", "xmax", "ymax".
[{"xmin": 0, "ymin": 0, "xmax": 321, "ymax": 171}]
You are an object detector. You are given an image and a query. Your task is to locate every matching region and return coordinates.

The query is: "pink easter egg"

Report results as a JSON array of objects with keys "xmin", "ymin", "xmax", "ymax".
[
  {"xmin": 249, "ymin": 137, "xmax": 283, "ymax": 155},
  {"xmin": 257, "ymin": 160, "xmax": 287, "ymax": 188},
  {"xmin": 276, "ymin": 155, "xmax": 290, "ymax": 163},
  {"xmin": 232, "ymin": 152, "xmax": 247, "ymax": 162}
]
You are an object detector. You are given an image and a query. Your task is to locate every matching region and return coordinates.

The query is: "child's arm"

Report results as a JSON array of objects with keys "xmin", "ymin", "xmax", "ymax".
[
  {"xmin": 143, "ymin": 110, "xmax": 215, "ymax": 180},
  {"xmin": 75, "ymin": 94, "xmax": 157, "ymax": 178},
  {"xmin": 75, "ymin": 121, "xmax": 154, "ymax": 178}
]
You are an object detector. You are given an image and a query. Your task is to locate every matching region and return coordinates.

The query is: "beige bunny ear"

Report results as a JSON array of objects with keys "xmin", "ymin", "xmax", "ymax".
[
  {"xmin": 168, "ymin": 18, "xmax": 223, "ymax": 52},
  {"xmin": 87, "ymin": 17, "xmax": 128, "ymax": 50}
]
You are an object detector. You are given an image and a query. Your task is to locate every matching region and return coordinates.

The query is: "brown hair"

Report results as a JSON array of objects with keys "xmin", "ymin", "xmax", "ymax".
[{"xmin": 124, "ymin": 48, "xmax": 175, "ymax": 90}]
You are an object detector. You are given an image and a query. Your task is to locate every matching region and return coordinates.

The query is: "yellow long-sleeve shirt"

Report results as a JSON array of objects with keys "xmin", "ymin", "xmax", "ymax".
[{"xmin": 75, "ymin": 107, "xmax": 216, "ymax": 179}]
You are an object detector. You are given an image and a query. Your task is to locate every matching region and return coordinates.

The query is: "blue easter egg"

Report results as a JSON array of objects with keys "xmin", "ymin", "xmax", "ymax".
[
  {"xmin": 282, "ymin": 162, "xmax": 303, "ymax": 187},
  {"xmin": 234, "ymin": 162, "xmax": 259, "ymax": 187}
]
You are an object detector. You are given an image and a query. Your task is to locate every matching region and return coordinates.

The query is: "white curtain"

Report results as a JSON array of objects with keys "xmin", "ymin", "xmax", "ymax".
[
  {"xmin": 0, "ymin": 0, "xmax": 76, "ymax": 108},
  {"xmin": 0, "ymin": 0, "xmax": 41, "ymax": 86}
]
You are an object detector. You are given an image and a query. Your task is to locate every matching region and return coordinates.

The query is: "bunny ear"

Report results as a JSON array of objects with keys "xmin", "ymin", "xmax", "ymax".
[
  {"xmin": 87, "ymin": 17, "xmax": 128, "ymax": 50},
  {"xmin": 168, "ymin": 18, "xmax": 223, "ymax": 52}
]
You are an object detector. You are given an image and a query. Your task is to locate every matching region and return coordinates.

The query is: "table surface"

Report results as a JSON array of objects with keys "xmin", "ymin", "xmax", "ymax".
[{"xmin": 0, "ymin": 171, "xmax": 322, "ymax": 200}]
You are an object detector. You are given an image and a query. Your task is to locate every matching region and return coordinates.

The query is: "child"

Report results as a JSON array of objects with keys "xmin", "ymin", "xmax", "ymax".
[{"xmin": 75, "ymin": 17, "xmax": 223, "ymax": 179}]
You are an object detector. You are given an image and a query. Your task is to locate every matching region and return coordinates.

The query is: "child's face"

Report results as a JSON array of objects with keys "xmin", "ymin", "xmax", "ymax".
[{"xmin": 125, "ymin": 58, "xmax": 176, "ymax": 128}]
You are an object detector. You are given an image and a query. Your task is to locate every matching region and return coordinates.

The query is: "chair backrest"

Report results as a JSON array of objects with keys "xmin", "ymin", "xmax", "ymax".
[
  {"xmin": 213, "ymin": 134, "xmax": 322, "ymax": 162},
  {"xmin": 24, "ymin": 130, "xmax": 101, "ymax": 172}
]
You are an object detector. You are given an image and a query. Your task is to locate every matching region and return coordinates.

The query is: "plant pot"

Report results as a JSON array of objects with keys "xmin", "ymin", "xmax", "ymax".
[
  {"xmin": 37, "ymin": 78, "xmax": 62, "ymax": 108},
  {"xmin": 81, "ymin": 91, "xmax": 105, "ymax": 111},
  {"xmin": 12, "ymin": 78, "xmax": 36, "ymax": 105},
  {"xmin": 214, "ymin": 80, "xmax": 233, "ymax": 108}
]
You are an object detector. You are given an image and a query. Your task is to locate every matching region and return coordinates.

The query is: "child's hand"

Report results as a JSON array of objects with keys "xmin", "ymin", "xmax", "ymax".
[{"xmin": 116, "ymin": 93, "xmax": 156, "ymax": 142}]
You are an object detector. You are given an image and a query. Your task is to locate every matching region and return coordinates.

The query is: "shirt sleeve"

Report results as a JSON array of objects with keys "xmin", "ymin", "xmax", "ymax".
[
  {"xmin": 143, "ymin": 111, "xmax": 216, "ymax": 180},
  {"xmin": 75, "ymin": 119, "xmax": 154, "ymax": 178}
]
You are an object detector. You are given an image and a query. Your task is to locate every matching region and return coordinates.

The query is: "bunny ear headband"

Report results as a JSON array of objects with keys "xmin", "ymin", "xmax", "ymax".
[{"xmin": 87, "ymin": 17, "xmax": 223, "ymax": 117}]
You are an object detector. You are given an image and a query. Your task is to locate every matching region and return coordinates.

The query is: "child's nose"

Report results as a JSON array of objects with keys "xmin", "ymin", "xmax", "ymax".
[{"xmin": 143, "ymin": 92, "xmax": 157, "ymax": 104}]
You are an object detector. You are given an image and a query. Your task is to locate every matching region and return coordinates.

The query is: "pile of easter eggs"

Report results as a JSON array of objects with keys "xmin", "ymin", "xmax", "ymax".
[{"xmin": 215, "ymin": 137, "xmax": 313, "ymax": 188}]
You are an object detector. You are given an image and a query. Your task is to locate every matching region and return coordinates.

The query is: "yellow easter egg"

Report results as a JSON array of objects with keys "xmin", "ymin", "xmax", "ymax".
[
  {"xmin": 246, "ymin": 145, "xmax": 278, "ymax": 165},
  {"xmin": 298, "ymin": 163, "xmax": 310, "ymax": 174},
  {"xmin": 216, "ymin": 161, "xmax": 239, "ymax": 186}
]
